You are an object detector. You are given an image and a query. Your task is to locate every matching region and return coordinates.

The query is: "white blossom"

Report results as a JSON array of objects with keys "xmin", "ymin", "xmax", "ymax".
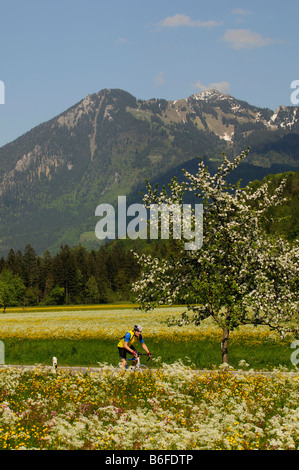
[{"xmin": 133, "ymin": 149, "xmax": 298, "ymax": 361}]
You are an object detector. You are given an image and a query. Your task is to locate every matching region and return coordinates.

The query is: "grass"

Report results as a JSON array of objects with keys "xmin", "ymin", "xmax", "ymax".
[
  {"xmin": 0, "ymin": 305, "xmax": 296, "ymax": 371},
  {"xmin": 2, "ymin": 336, "xmax": 294, "ymax": 371}
]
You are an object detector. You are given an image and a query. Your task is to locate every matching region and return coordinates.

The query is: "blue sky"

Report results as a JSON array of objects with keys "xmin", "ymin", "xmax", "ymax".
[{"xmin": 0, "ymin": 0, "xmax": 298, "ymax": 147}]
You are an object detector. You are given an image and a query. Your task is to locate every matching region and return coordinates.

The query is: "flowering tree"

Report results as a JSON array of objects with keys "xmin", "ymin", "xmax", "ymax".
[{"xmin": 132, "ymin": 149, "xmax": 299, "ymax": 364}]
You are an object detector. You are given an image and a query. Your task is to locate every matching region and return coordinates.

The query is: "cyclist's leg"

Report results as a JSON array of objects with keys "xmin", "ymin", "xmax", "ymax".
[
  {"xmin": 118, "ymin": 347, "xmax": 127, "ymax": 368},
  {"xmin": 131, "ymin": 346, "xmax": 137, "ymax": 366}
]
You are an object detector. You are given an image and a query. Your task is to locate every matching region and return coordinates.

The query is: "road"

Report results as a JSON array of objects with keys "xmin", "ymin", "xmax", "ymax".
[{"xmin": 0, "ymin": 364, "xmax": 297, "ymax": 376}]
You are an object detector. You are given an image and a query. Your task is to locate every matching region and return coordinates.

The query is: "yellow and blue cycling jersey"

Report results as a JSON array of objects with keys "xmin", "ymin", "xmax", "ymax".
[{"xmin": 118, "ymin": 330, "xmax": 144, "ymax": 348}]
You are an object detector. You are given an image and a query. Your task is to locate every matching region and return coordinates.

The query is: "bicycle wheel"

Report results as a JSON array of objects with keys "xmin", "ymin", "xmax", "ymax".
[{"xmin": 136, "ymin": 364, "xmax": 147, "ymax": 371}]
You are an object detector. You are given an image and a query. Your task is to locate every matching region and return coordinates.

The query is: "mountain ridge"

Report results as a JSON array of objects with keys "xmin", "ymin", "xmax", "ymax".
[{"xmin": 0, "ymin": 87, "xmax": 298, "ymax": 255}]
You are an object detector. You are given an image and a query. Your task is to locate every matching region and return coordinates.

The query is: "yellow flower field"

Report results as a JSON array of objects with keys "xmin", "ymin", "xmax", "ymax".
[
  {"xmin": 0, "ymin": 364, "xmax": 298, "ymax": 450},
  {"xmin": 0, "ymin": 306, "xmax": 207, "ymax": 340},
  {"xmin": 0, "ymin": 305, "xmax": 283, "ymax": 345}
]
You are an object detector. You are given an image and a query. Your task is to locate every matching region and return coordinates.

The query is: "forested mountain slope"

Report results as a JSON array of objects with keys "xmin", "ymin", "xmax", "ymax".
[{"xmin": 0, "ymin": 88, "xmax": 298, "ymax": 255}]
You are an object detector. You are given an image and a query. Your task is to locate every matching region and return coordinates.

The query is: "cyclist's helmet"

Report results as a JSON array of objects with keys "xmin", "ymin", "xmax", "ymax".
[{"xmin": 134, "ymin": 324, "xmax": 143, "ymax": 332}]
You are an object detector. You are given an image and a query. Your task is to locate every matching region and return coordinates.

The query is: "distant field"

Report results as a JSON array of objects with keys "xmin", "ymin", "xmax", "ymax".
[
  {"xmin": 0, "ymin": 305, "xmax": 296, "ymax": 370},
  {"xmin": 4, "ymin": 303, "xmax": 139, "ymax": 313}
]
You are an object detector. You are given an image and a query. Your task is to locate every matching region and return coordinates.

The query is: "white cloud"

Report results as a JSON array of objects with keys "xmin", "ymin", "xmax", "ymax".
[
  {"xmin": 115, "ymin": 38, "xmax": 128, "ymax": 45},
  {"xmin": 156, "ymin": 14, "xmax": 222, "ymax": 29},
  {"xmin": 222, "ymin": 29, "xmax": 279, "ymax": 50},
  {"xmin": 195, "ymin": 80, "xmax": 230, "ymax": 94},
  {"xmin": 154, "ymin": 71, "xmax": 165, "ymax": 87},
  {"xmin": 231, "ymin": 9, "xmax": 253, "ymax": 15}
]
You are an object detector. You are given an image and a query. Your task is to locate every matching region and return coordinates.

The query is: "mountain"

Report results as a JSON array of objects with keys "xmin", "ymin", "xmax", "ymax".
[{"xmin": 0, "ymin": 88, "xmax": 298, "ymax": 256}]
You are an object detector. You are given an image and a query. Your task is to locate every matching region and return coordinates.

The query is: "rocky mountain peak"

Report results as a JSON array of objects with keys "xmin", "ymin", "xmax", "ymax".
[{"xmin": 190, "ymin": 89, "xmax": 230, "ymax": 102}]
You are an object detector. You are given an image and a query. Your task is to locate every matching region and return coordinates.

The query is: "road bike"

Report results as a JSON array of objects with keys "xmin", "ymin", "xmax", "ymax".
[{"xmin": 115, "ymin": 351, "xmax": 151, "ymax": 372}]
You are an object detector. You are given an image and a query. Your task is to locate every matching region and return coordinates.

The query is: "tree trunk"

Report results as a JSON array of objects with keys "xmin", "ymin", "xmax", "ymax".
[{"xmin": 221, "ymin": 328, "xmax": 229, "ymax": 364}]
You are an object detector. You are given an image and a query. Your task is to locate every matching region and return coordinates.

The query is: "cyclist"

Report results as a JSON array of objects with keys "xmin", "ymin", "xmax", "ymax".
[{"xmin": 117, "ymin": 324, "xmax": 151, "ymax": 368}]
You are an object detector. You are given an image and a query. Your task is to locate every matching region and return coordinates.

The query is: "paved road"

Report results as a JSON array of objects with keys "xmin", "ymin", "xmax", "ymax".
[
  {"xmin": 0, "ymin": 364, "xmax": 297, "ymax": 376},
  {"xmin": 0, "ymin": 364, "xmax": 105, "ymax": 374}
]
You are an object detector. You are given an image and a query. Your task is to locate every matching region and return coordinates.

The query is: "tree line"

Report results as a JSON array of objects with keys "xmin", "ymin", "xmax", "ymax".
[{"xmin": 0, "ymin": 242, "xmax": 142, "ymax": 311}]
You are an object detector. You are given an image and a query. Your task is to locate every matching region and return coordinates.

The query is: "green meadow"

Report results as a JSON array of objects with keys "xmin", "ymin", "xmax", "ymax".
[{"xmin": 0, "ymin": 305, "xmax": 296, "ymax": 371}]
